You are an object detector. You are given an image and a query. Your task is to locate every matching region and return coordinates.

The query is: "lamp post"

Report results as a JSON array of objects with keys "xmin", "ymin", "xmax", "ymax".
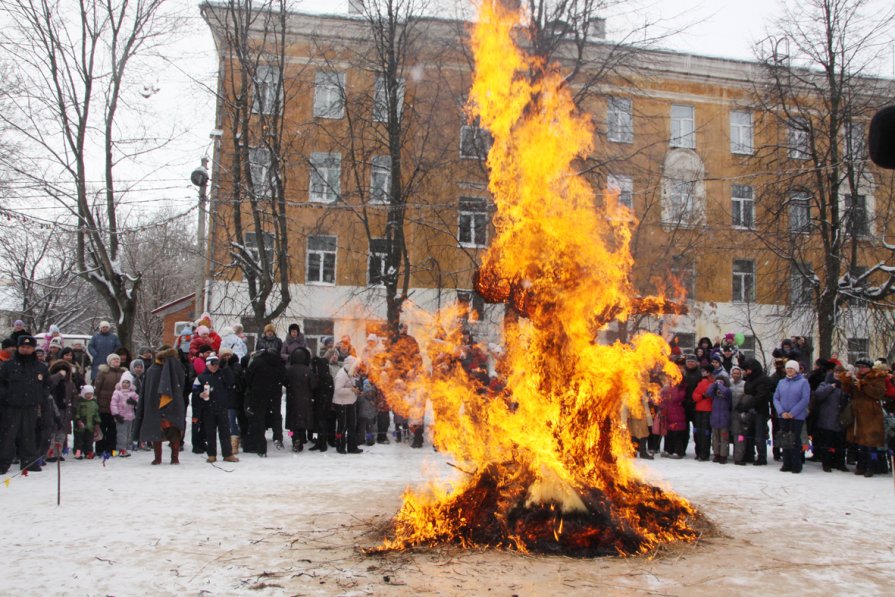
[{"xmin": 191, "ymin": 157, "xmax": 209, "ymax": 319}]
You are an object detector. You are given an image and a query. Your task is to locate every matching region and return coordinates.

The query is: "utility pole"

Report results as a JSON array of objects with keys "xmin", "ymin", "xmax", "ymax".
[{"xmin": 191, "ymin": 157, "xmax": 210, "ymax": 319}]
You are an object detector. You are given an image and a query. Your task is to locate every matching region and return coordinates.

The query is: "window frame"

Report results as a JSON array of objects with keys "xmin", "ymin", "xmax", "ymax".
[
  {"xmin": 460, "ymin": 121, "xmax": 492, "ymax": 160},
  {"xmin": 244, "ymin": 230, "xmax": 274, "ymax": 264},
  {"xmin": 367, "ymin": 238, "xmax": 389, "ymax": 286},
  {"xmin": 607, "ymin": 97, "xmax": 633, "ymax": 144},
  {"xmin": 669, "ymin": 259, "xmax": 696, "ymax": 301},
  {"xmin": 607, "ymin": 173, "xmax": 634, "ymax": 210},
  {"xmin": 789, "ymin": 190, "xmax": 811, "ymax": 234},
  {"xmin": 312, "ymin": 71, "xmax": 345, "ymax": 119},
  {"xmin": 458, "ymin": 197, "xmax": 489, "ymax": 248},
  {"xmin": 790, "ymin": 262, "xmax": 814, "ymax": 305},
  {"xmin": 730, "ymin": 110, "xmax": 754, "ymax": 155},
  {"xmin": 732, "ymin": 259, "xmax": 755, "ymax": 303},
  {"xmin": 248, "ymin": 146, "xmax": 273, "ymax": 198},
  {"xmin": 666, "ymin": 179, "xmax": 697, "ymax": 224},
  {"xmin": 844, "ymin": 193, "xmax": 870, "ymax": 238},
  {"xmin": 847, "ymin": 337, "xmax": 869, "ymax": 365},
  {"xmin": 788, "ymin": 118, "xmax": 810, "ymax": 160},
  {"xmin": 306, "ymin": 235, "xmax": 338, "ymax": 285},
  {"xmin": 308, "ymin": 152, "xmax": 342, "ymax": 203},
  {"xmin": 670, "ymin": 104, "xmax": 695, "ymax": 149},
  {"xmin": 373, "ymin": 75, "xmax": 405, "ymax": 123},
  {"xmin": 252, "ymin": 64, "xmax": 282, "ymax": 116},
  {"xmin": 731, "ymin": 184, "xmax": 755, "ymax": 229},
  {"xmin": 369, "ymin": 155, "xmax": 392, "ymax": 204}
]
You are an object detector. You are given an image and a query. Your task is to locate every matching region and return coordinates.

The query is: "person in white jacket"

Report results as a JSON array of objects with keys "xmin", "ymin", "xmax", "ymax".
[
  {"xmin": 219, "ymin": 325, "xmax": 248, "ymax": 361},
  {"xmin": 332, "ymin": 355, "xmax": 363, "ymax": 454}
]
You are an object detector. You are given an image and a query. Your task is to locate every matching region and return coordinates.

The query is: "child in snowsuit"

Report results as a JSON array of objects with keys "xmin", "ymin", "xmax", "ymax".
[
  {"xmin": 74, "ymin": 386, "xmax": 102, "ymax": 459},
  {"xmin": 110, "ymin": 371, "xmax": 139, "ymax": 457}
]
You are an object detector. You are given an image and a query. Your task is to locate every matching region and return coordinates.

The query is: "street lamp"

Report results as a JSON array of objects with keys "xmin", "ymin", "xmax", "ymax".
[{"xmin": 192, "ymin": 157, "xmax": 209, "ymax": 319}]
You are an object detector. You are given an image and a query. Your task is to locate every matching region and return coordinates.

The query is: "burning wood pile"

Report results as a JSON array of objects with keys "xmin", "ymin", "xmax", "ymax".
[{"xmin": 371, "ymin": 0, "xmax": 701, "ymax": 557}]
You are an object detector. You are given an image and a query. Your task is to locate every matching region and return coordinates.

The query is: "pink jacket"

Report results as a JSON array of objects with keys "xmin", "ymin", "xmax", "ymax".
[{"xmin": 109, "ymin": 386, "xmax": 139, "ymax": 421}]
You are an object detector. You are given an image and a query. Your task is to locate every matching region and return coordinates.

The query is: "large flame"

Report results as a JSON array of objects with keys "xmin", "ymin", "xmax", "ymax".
[{"xmin": 370, "ymin": 1, "xmax": 699, "ymax": 556}]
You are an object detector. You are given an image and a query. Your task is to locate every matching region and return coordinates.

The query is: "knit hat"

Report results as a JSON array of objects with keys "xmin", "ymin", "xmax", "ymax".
[
  {"xmin": 196, "ymin": 325, "xmax": 210, "ymax": 336},
  {"xmin": 49, "ymin": 337, "xmax": 63, "ymax": 349},
  {"xmin": 288, "ymin": 323, "xmax": 301, "ymax": 333},
  {"xmin": 107, "ymin": 353, "xmax": 121, "ymax": 365},
  {"xmin": 49, "ymin": 324, "xmax": 60, "ymax": 334},
  {"xmin": 1, "ymin": 338, "xmax": 13, "ymax": 349},
  {"xmin": 785, "ymin": 360, "xmax": 800, "ymax": 371},
  {"xmin": 854, "ymin": 358, "xmax": 873, "ymax": 368},
  {"xmin": 710, "ymin": 352, "xmax": 723, "ymax": 363},
  {"xmin": 130, "ymin": 359, "xmax": 145, "ymax": 373},
  {"xmin": 99, "ymin": 321, "xmax": 111, "ymax": 330},
  {"xmin": 80, "ymin": 385, "xmax": 95, "ymax": 397},
  {"xmin": 137, "ymin": 346, "xmax": 151, "ymax": 356},
  {"xmin": 120, "ymin": 371, "xmax": 134, "ymax": 385},
  {"xmin": 206, "ymin": 352, "xmax": 220, "ymax": 364},
  {"xmin": 343, "ymin": 355, "xmax": 358, "ymax": 371},
  {"xmin": 13, "ymin": 320, "xmax": 24, "ymax": 327}
]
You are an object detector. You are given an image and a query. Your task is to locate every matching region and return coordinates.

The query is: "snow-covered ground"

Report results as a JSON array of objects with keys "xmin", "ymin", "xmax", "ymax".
[{"xmin": 3, "ymin": 434, "xmax": 893, "ymax": 596}]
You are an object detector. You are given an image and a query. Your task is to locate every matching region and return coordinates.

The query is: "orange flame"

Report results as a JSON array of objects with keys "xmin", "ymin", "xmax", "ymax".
[{"xmin": 370, "ymin": 0, "xmax": 698, "ymax": 556}]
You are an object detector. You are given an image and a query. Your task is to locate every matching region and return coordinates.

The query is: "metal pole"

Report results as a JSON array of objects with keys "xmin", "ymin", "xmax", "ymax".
[
  {"xmin": 193, "ymin": 157, "xmax": 209, "ymax": 319},
  {"xmin": 56, "ymin": 440, "xmax": 61, "ymax": 506}
]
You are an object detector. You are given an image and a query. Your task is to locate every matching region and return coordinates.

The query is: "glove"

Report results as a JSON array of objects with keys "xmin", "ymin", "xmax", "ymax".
[
  {"xmin": 114, "ymin": 415, "xmax": 125, "ymax": 424},
  {"xmin": 126, "ymin": 397, "xmax": 137, "ymax": 406}
]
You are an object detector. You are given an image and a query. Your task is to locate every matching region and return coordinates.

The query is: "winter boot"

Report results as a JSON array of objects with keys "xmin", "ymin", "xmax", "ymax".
[
  {"xmin": 638, "ymin": 439, "xmax": 654, "ymax": 460},
  {"xmin": 411, "ymin": 426, "xmax": 424, "ymax": 449},
  {"xmin": 151, "ymin": 442, "xmax": 163, "ymax": 465},
  {"xmin": 223, "ymin": 454, "xmax": 239, "ymax": 463},
  {"xmin": 206, "ymin": 455, "xmax": 217, "ymax": 463},
  {"xmin": 230, "ymin": 436, "xmax": 240, "ymax": 456},
  {"xmin": 170, "ymin": 441, "xmax": 180, "ymax": 465}
]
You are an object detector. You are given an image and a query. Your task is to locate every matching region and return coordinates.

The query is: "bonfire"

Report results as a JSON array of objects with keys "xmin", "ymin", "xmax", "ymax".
[{"xmin": 372, "ymin": 0, "xmax": 701, "ymax": 557}]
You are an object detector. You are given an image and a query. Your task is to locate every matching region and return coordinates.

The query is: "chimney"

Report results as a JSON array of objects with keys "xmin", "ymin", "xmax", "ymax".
[{"xmin": 348, "ymin": 0, "xmax": 364, "ymax": 15}]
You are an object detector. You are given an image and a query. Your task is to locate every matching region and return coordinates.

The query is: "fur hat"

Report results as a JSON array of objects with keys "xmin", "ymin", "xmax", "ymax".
[
  {"xmin": 785, "ymin": 360, "xmax": 800, "ymax": 371},
  {"xmin": 288, "ymin": 323, "xmax": 301, "ymax": 333},
  {"xmin": 264, "ymin": 323, "xmax": 276, "ymax": 335}
]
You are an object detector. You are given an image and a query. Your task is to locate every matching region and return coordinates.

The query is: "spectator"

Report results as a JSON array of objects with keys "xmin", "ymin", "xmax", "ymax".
[
  {"xmin": 88, "ymin": 321, "xmax": 121, "ymax": 380},
  {"xmin": 281, "ymin": 323, "xmax": 308, "ymax": 363},
  {"xmin": 843, "ymin": 359, "xmax": 887, "ymax": 477},
  {"xmin": 773, "ymin": 360, "xmax": 811, "ymax": 474},
  {"xmin": 0, "ymin": 336, "xmax": 50, "ymax": 474}
]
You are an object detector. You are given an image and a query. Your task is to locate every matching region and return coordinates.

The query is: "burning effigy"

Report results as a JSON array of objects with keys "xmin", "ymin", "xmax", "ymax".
[{"xmin": 370, "ymin": 1, "xmax": 701, "ymax": 557}]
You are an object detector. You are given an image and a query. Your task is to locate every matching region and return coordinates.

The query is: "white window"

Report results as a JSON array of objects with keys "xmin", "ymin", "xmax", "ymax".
[
  {"xmin": 739, "ymin": 335, "xmax": 756, "ymax": 360},
  {"xmin": 670, "ymin": 259, "xmax": 696, "ymax": 300},
  {"xmin": 373, "ymin": 76, "xmax": 405, "ymax": 123},
  {"xmin": 457, "ymin": 290, "xmax": 485, "ymax": 322},
  {"xmin": 730, "ymin": 111, "xmax": 753, "ymax": 154},
  {"xmin": 607, "ymin": 174, "xmax": 633, "ymax": 210},
  {"xmin": 666, "ymin": 179, "xmax": 697, "ymax": 224},
  {"xmin": 670, "ymin": 104, "xmax": 695, "ymax": 148},
  {"xmin": 789, "ymin": 190, "xmax": 811, "ymax": 233},
  {"xmin": 370, "ymin": 155, "xmax": 391, "ymax": 203},
  {"xmin": 788, "ymin": 118, "xmax": 810, "ymax": 160},
  {"xmin": 368, "ymin": 238, "xmax": 388, "ymax": 286},
  {"xmin": 248, "ymin": 147, "xmax": 272, "ymax": 197},
  {"xmin": 303, "ymin": 319, "xmax": 334, "ymax": 357},
  {"xmin": 306, "ymin": 235, "xmax": 337, "ymax": 285},
  {"xmin": 673, "ymin": 332, "xmax": 696, "ymax": 353},
  {"xmin": 847, "ymin": 337, "xmax": 869, "ymax": 365},
  {"xmin": 252, "ymin": 65, "xmax": 281, "ymax": 115},
  {"xmin": 309, "ymin": 152, "xmax": 341, "ymax": 203},
  {"xmin": 245, "ymin": 231, "xmax": 273, "ymax": 263},
  {"xmin": 313, "ymin": 71, "xmax": 345, "ymax": 119},
  {"xmin": 458, "ymin": 197, "xmax": 488, "ymax": 248},
  {"xmin": 607, "ymin": 97, "xmax": 633, "ymax": 144},
  {"xmin": 731, "ymin": 184, "xmax": 754, "ymax": 228},
  {"xmin": 732, "ymin": 259, "xmax": 755, "ymax": 303},
  {"xmin": 790, "ymin": 263, "xmax": 814, "ymax": 305},
  {"xmin": 460, "ymin": 123, "xmax": 492, "ymax": 159},
  {"xmin": 845, "ymin": 121, "xmax": 866, "ymax": 162},
  {"xmin": 844, "ymin": 194, "xmax": 869, "ymax": 237}
]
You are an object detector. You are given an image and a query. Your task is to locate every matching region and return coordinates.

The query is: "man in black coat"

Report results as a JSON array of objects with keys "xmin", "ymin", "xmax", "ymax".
[
  {"xmin": 244, "ymin": 348, "xmax": 285, "ymax": 456},
  {"xmin": 742, "ymin": 357, "xmax": 774, "ymax": 466},
  {"xmin": 0, "ymin": 336, "xmax": 51, "ymax": 474},
  {"xmin": 192, "ymin": 353, "xmax": 238, "ymax": 463},
  {"xmin": 680, "ymin": 354, "xmax": 703, "ymax": 456}
]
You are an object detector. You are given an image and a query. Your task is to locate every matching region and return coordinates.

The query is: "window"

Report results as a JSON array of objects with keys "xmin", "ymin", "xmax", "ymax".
[
  {"xmin": 248, "ymin": 147, "xmax": 272, "ymax": 197},
  {"xmin": 607, "ymin": 97, "xmax": 633, "ymax": 144},
  {"xmin": 844, "ymin": 194, "xmax": 869, "ymax": 237},
  {"xmin": 732, "ymin": 259, "xmax": 755, "ymax": 303},
  {"xmin": 846, "ymin": 265, "xmax": 869, "ymax": 308},
  {"xmin": 673, "ymin": 332, "xmax": 696, "ymax": 354},
  {"xmin": 789, "ymin": 191, "xmax": 811, "ymax": 233},
  {"xmin": 670, "ymin": 104, "xmax": 695, "ymax": 148},
  {"xmin": 670, "ymin": 259, "xmax": 696, "ymax": 300},
  {"xmin": 666, "ymin": 179, "xmax": 697, "ymax": 224},
  {"xmin": 790, "ymin": 263, "xmax": 814, "ymax": 305},
  {"xmin": 244, "ymin": 231, "xmax": 273, "ymax": 263},
  {"xmin": 788, "ymin": 118, "xmax": 810, "ymax": 160},
  {"xmin": 306, "ymin": 235, "xmax": 337, "ymax": 285},
  {"xmin": 252, "ymin": 65, "xmax": 281, "ymax": 115},
  {"xmin": 847, "ymin": 337, "xmax": 869, "ymax": 365},
  {"xmin": 457, "ymin": 290, "xmax": 485, "ymax": 322},
  {"xmin": 303, "ymin": 319, "xmax": 334, "ymax": 357},
  {"xmin": 607, "ymin": 174, "xmax": 633, "ymax": 210},
  {"xmin": 313, "ymin": 71, "xmax": 345, "ymax": 119},
  {"xmin": 368, "ymin": 238, "xmax": 388, "ymax": 286},
  {"xmin": 460, "ymin": 122, "xmax": 492, "ymax": 159},
  {"xmin": 308, "ymin": 152, "xmax": 341, "ymax": 203},
  {"xmin": 459, "ymin": 197, "xmax": 489, "ymax": 248},
  {"xmin": 370, "ymin": 155, "xmax": 392, "ymax": 203},
  {"xmin": 730, "ymin": 111, "xmax": 754, "ymax": 154},
  {"xmin": 844, "ymin": 121, "xmax": 866, "ymax": 162},
  {"xmin": 731, "ymin": 184, "xmax": 754, "ymax": 228},
  {"xmin": 739, "ymin": 335, "xmax": 756, "ymax": 360},
  {"xmin": 373, "ymin": 76, "xmax": 405, "ymax": 122}
]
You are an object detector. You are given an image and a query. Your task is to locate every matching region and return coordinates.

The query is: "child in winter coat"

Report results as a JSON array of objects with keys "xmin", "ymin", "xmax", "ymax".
[
  {"xmin": 74, "ymin": 386, "xmax": 102, "ymax": 460},
  {"xmin": 705, "ymin": 376, "xmax": 733, "ymax": 464},
  {"xmin": 110, "ymin": 371, "xmax": 139, "ymax": 457}
]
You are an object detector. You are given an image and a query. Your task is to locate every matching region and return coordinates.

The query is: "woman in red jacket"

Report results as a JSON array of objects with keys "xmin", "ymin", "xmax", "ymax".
[{"xmin": 692, "ymin": 365, "xmax": 715, "ymax": 461}]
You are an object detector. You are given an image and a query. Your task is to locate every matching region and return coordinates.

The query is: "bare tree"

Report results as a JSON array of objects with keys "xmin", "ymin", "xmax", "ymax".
[
  {"xmin": 750, "ymin": 0, "xmax": 895, "ymax": 356},
  {"xmin": 0, "ymin": 0, "xmax": 184, "ymax": 349},
  {"xmin": 202, "ymin": 0, "xmax": 299, "ymax": 333}
]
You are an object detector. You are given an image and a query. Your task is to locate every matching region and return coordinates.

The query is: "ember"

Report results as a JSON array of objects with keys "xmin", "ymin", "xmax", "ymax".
[{"xmin": 371, "ymin": 0, "xmax": 701, "ymax": 557}]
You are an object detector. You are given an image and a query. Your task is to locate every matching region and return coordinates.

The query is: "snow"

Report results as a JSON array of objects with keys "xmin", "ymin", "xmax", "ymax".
[{"xmin": 2, "ymin": 434, "xmax": 893, "ymax": 595}]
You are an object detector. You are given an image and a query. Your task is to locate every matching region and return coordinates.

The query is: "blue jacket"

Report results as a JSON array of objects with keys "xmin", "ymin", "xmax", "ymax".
[
  {"xmin": 772, "ymin": 374, "xmax": 810, "ymax": 421},
  {"xmin": 88, "ymin": 331, "xmax": 121, "ymax": 377},
  {"xmin": 705, "ymin": 379, "xmax": 732, "ymax": 430}
]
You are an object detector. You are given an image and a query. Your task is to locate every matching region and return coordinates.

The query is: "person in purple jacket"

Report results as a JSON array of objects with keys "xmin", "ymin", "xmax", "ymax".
[{"xmin": 772, "ymin": 360, "xmax": 811, "ymax": 473}]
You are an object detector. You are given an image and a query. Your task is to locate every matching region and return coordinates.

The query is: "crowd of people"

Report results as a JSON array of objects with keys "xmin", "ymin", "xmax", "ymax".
[
  {"xmin": 1, "ymin": 317, "xmax": 893, "ymax": 481},
  {"xmin": 627, "ymin": 334, "xmax": 895, "ymax": 477}
]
